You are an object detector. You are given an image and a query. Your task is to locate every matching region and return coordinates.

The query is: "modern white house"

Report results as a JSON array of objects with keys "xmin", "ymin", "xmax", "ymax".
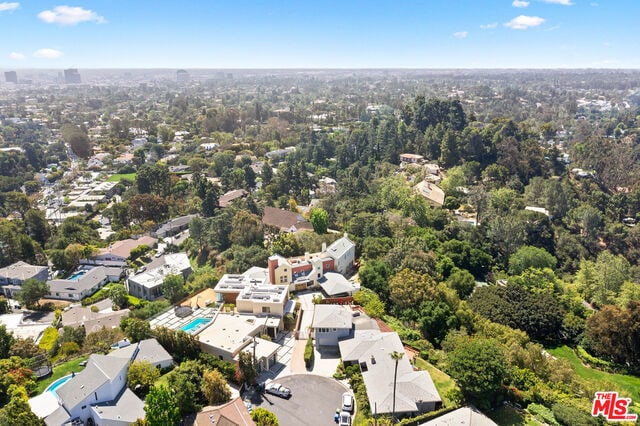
[
  {"xmin": 312, "ymin": 304, "xmax": 354, "ymax": 347},
  {"xmin": 198, "ymin": 313, "xmax": 281, "ymax": 370},
  {"xmin": 126, "ymin": 253, "xmax": 192, "ymax": 300}
]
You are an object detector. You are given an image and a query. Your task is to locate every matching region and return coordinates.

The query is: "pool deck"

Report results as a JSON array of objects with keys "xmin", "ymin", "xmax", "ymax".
[
  {"xmin": 149, "ymin": 306, "xmax": 218, "ymax": 332},
  {"xmin": 180, "ymin": 288, "xmax": 218, "ymax": 309}
]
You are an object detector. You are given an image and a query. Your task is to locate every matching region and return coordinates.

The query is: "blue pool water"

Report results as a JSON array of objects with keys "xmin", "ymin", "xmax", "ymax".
[
  {"xmin": 67, "ymin": 270, "xmax": 87, "ymax": 281},
  {"xmin": 180, "ymin": 318, "xmax": 211, "ymax": 334},
  {"xmin": 45, "ymin": 374, "xmax": 73, "ymax": 396}
]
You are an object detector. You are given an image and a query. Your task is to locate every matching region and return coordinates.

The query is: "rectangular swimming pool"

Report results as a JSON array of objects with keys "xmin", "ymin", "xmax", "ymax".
[
  {"xmin": 180, "ymin": 317, "xmax": 211, "ymax": 334},
  {"xmin": 67, "ymin": 270, "xmax": 87, "ymax": 281}
]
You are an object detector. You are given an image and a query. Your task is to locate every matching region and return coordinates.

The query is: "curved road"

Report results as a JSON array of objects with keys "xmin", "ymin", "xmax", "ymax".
[{"xmin": 252, "ymin": 374, "xmax": 349, "ymax": 426}]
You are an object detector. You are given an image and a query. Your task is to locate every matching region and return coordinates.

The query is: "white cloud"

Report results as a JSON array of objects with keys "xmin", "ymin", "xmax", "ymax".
[
  {"xmin": 37, "ymin": 5, "xmax": 105, "ymax": 25},
  {"xmin": 9, "ymin": 52, "xmax": 25, "ymax": 60},
  {"xmin": 453, "ymin": 31, "xmax": 468, "ymax": 39},
  {"xmin": 512, "ymin": 0, "xmax": 530, "ymax": 7},
  {"xmin": 504, "ymin": 15, "xmax": 545, "ymax": 30},
  {"xmin": 33, "ymin": 48, "xmax": 64, "ymax": 58},
  {"xmin": 541, "ymin": 0, "xmax": 573, "ymax": 5},
  {"xmin": 480, "ymin": 22, "xmax": 498, "ymax": 30},
  {"xmin": 0, "ymin": 2, "xmax": 19, "ymax": 12}
]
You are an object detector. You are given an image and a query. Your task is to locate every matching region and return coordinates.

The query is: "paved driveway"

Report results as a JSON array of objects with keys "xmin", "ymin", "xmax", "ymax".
[{"xmin": 249, "ymin": 374, "xmax": 348, "ymax": 426}]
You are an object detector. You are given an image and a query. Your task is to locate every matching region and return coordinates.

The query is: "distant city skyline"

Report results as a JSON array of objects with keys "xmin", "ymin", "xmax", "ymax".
[{"xmin": 1, "ymin": 1, "xmax": 638, "ymax": 69}]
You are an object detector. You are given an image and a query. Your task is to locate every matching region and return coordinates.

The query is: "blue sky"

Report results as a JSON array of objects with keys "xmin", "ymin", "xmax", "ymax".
[{"xmin": 0, "ymin": 0, "xmax": 638, "ymax": 68}]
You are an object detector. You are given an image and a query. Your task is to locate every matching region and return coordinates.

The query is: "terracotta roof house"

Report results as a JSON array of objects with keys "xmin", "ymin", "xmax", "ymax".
[
  {"xmin": 219, "ymin": 189, "xmax": 248, "ymax": 208},
  {"xmin": 195, "ymin": 397, "xmax": 255, "ymax": 426},
  {"xmin": 262, "ymin": 206, "xmax": 314, "ymax": 233},
  {"xmin": 89, "ymin": 236, "xmax": 158, "ymax": 265}
]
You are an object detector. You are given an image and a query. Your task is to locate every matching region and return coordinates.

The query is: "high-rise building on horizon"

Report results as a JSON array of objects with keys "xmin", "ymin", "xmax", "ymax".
[
  {"xmin": 176, "ymin": 69, "xmax": 190, "ymax": 83},
  {"xmin": 4, "ymin": 71, "xmax": 17, "ymax": 84},
  {"xmin": 64, "ymin": 68, "xmax": 81, "ymax": 84}
]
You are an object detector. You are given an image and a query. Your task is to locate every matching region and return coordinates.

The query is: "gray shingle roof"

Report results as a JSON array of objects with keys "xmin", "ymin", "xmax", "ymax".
[
  {"xmin": 90, "ymin": 388, "xmax": 145, "ymax": 423},
  {"xmin": 55, "ymin": 354, "xmax": 128, "ymax": 411},
  {"xmin": 420, "ymin": 406, "xmax": 497, "ymax": 425},
  {"xmin": 326, "ymin": 235, "xmax": 355, "ymax": 261},
  {"xmin": 318, "ymin": 272, "xmax": 355, "ymax": 296},
  {"xmin": 338, "ymin": 331, "xmax": 441, "ymax": 415},
  {"xmin": 44, "ymin": 406, "xmax": 71, "ymax": 426},
  {"xmin": 108, "ymin": 338, "xmax": 173, "ymax": 367},
  {"xmin": 312, "ymin": 304, "xmax": 353, "ymax": 329},
  {"xmin": 0, "ymin": 261, "xmax": 47, "ymax": 282}
]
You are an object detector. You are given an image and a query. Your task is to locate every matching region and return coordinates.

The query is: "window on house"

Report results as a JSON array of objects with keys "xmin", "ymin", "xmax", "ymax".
[{"xmin": 262, "ymin": 307, "xmax": 270, "ymax": 313}]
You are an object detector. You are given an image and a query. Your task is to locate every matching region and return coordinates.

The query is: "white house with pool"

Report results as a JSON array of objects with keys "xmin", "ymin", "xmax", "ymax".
[
  {"xmin": 30, "ymin": 354, "xmax": 146, "ymax": 425},
  {"xmin": 46, "ymin": 266, "xmax": 123, "ymax": 301}
]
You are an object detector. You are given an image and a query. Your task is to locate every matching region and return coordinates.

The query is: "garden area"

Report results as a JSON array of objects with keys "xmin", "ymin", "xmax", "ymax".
[{"xmin": 35, "ymin": 355, "xmax": 89, "ymax": 394}]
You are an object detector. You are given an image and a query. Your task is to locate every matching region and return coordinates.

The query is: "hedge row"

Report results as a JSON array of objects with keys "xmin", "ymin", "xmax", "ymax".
[{"xmin": 304, "ymin": 337, "xmax": 314, "ymax": 368}]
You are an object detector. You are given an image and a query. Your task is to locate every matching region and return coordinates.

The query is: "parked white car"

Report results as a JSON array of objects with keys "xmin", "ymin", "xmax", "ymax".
[
  {"xmin": 338, "ymin": 411, "xmax": 352, "ymax": 426},
  {"xmin": 265, "ymin": 383, "xmax": 291, "ymax": 398},
  {"xmin": 341, "ymin": 393, "xmax": 354, "ymax": 413}
]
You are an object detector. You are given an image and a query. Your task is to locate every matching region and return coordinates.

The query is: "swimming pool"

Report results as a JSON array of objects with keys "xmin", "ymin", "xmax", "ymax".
[
  {"xmin": 180, "ymin": 317, "xmax": 211, "ymax": 334},
  {"xmin": 67, "ymin": 270, "xmax": 87, "ymax": 281},
  {"xmin": 45, "ymin": 374, "xmax": 73, "ymax": 396}
]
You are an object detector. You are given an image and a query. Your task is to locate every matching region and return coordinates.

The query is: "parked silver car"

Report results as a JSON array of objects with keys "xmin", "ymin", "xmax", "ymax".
[{"xmin": 265, "ymin": 383, "xmax": 291, "ymax": 398}]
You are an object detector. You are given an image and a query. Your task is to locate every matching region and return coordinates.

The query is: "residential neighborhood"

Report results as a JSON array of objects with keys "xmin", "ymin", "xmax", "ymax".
[{"xmin": 1, "ymin": 36, "xmax": 640, "ymax": 425}]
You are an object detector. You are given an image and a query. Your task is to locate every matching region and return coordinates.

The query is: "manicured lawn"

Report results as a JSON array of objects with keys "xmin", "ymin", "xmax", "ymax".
[
  {"xmin": 547, "ymin": 345, "xmax": 640, "ymax": 402},
  {"xmin": 35, "ymin": 355, "xmax": 89, "ymax": 394},
  {"xmin": 107, "ymin": 173, "xmax": 136, "ymax": 182},
  {"xmin": 413, "ymin": 357, "xmax": 461, "ymax": 408},
  {"xmin": 127, "ymin": 294, "xmax": 142, "ymax": 306}
]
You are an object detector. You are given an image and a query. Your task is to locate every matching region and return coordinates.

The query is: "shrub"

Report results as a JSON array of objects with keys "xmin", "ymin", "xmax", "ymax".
[
  {"xmin": 59, "ymin": 341, "xmax": 81, "ymax": 357},
  {"xmin": 527, "ymin": 403, "xmax": 559, "ymax": 426},
  {"xmin": 552, "ymin": 402, "xmax": 598, "ymax": 426},
  {"xmin": 304, "ymin": 337, "xmax": 314, "ymax": 368},
  {"xmin": 576, "ymin": 346, "xmax": 618, "ymax": 372},
  {"xmin": 39, "ymin": 327, "xmax": 59, "ymax": 351},
  {"xmin": 90, "ymin": 305, "xmax": 99, "ymax": 313},
  {"xmin": 333, "ymin": 362, "xmax": 346, "ymax": 380}
]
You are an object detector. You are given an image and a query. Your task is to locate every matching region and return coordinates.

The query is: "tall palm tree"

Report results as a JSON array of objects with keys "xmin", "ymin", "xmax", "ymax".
[{"xmin": 389, "ymin": 350, "xmax": 404, "ymax": 423}]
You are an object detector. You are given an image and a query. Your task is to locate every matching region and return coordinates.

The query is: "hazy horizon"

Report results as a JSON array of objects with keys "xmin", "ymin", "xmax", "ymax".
[{"xmin": 1, "ymin": 1, "xmax": 639, "ymax": 69}]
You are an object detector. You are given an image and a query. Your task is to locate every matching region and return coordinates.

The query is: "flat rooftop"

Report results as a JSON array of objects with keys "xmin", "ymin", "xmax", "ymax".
[
  {"xmin": 238, "ymin": 285, "xmax": 288, "ymax": 303},
  {"xmin": 198, "ymin": 313, "xmax": 270, "ymax": 355}
]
